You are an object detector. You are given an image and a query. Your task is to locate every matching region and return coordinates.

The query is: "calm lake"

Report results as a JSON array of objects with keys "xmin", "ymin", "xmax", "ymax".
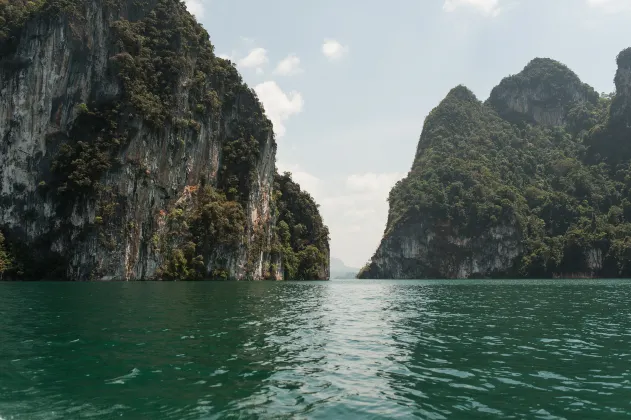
[{"xmin": 1, "ymin": 280, "xmax": 631, "ymax": 419}]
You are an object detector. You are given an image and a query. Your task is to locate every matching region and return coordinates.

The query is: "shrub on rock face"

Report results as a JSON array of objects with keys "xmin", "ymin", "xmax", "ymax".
[{"xmin": 154, "ymin": 186, "xmax": 247, "ymax": 281}]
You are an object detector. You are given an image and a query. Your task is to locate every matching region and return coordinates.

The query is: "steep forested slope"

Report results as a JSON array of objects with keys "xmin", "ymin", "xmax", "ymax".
[{"xmin": 360, "ymin": 50, "xmax": 631, "ymax": 279}]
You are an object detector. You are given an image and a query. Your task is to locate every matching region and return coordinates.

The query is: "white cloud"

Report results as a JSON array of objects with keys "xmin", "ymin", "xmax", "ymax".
[
  {"xmin": 254, "ymin": 81, "xmax": 304, "ymax": 138},
  {"xmin": 586, "ymin": 0, "xmax": 631, "ymax": 12},
  {"xmin": 346, "ymin": 172, "xmax": 405, "ymax": 194},
  {"xmin": 238, "ymin": 48, "xmax": 269, "ymax": 73},
  {"xmin": 319, "ymin": 193, "xmax": 388, "ymax": 268},
  {"xmin": 443, "ymin": 0, "xmax": 502, "ymax": 16},
  {"xmin": 322, "ymin": 39, "xmax": 349, "ymax": 61},
  {"xmin": 184, "ymin": 0, "xmax": 207, "ymax": 19},
  {"xmin": 274, "ymin": 54, "xmax": 303, "ymax": 76},
  {"xmin": 314, "ymin": 172, "xmax": 403, "ymax": 267},
  {"xmin": 278, "ymin": 115, "xmax": 421, "ymax": 266}
]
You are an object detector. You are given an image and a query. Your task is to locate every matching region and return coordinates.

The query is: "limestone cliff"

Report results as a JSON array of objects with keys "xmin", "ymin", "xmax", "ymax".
[
  {"xmin": 0, "ymin": 0, "xmax": 329, "ymax": 280},
  {"xmin": 360, "ymin": 51, "xmax": 631, "ymax": 279},
  {"xmin": 488, "ymin": 58, "xmax": 599, "ymax": 127}
]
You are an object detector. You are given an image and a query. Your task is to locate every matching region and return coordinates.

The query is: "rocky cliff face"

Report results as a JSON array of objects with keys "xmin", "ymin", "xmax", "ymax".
[
  {"xmin": 364, "ymin": 221, "xmax": 522, "ymax": 279},
  {"xmin": 0, "ymin": 0, "xmax": 328, "ymax": 280},
  {"xmin": 488, "ymin": 58, "xmax": 599, "ymax": 127},
  {"xmin": 360, "ymin": 52, "xmax": 631, "ymax": 279}
]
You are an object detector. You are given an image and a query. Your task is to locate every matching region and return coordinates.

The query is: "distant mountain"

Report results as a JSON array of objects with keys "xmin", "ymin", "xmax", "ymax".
[{"xmin": 330, "ymin": 258, "xmax": 360, "ymax": 279}]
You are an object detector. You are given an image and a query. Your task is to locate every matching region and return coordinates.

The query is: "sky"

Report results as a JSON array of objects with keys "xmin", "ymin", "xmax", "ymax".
[{"xmin": 185, "ymin": 0, "xmax": 631, "ymax": 268}]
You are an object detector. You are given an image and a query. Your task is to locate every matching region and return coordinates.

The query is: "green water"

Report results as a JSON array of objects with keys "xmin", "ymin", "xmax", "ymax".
[{"xmin": 1, "ymin": 280, "xmax": 631, "ymax": 419}]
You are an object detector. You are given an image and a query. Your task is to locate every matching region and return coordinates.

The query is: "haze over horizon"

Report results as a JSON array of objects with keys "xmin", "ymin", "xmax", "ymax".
[{"xmin": 186, "ymin": 0, "xmax": 631, "ymax": 268}]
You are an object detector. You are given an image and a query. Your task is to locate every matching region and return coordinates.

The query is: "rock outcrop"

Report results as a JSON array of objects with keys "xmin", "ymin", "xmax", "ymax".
[
  {"xmin": 487, "ymin": 58, "xmax": 599, "ymax": 127},
  {"xmin": 0, "ymin": 0, "xmax": 329, "ymax": 280}
]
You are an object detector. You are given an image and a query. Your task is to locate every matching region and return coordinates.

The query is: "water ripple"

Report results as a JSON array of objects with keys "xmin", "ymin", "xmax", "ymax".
[{"xmin": 1, "ymin": 280, "xmax": 631, "ymax": 418}]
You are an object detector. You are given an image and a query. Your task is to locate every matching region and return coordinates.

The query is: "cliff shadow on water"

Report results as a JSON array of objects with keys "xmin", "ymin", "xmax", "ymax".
[
  {"xmin": 359, "ymin": 49, "xmax": 631, "ymax": 280},
  {"xmin": 0, "ymin": 0, "xmax": 329, "ymax": 281}
]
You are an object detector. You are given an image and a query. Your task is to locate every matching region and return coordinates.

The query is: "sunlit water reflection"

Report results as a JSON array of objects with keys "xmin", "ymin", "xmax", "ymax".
[{"xmin": 1, "ymin": 280, "xmax": 631, "ymax": 418}]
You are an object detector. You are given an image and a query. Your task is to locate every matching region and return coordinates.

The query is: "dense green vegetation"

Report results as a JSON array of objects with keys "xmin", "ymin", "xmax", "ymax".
[
  {"xmin": 51, "ymin": 105, "xmax": 124, "ymax": 196},
  {"xmin": 155, "ymin": 185, "xmax": 247, "ymax": 280},
  {"xmin": 272, "ymin": 172, "xmax": 330, "ymax": 280},
  {"xmin": 365, "ymin": 53, "xmax": 631, "ymax": 278}
]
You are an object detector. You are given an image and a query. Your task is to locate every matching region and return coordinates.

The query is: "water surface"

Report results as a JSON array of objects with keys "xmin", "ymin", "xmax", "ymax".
[{"xmin": 1, "ymin": 280, "xmax": 631, "ymax": 418}]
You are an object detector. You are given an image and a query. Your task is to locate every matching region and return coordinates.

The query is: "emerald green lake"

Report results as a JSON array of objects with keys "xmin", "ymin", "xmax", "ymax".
[{"xmin": 1, "ymin": 280, "xmax": 631, "ymax": 419}]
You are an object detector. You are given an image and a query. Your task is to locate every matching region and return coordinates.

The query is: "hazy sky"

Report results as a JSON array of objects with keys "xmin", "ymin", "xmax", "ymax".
[{"xmin": 185, "ymin": 0, "xmax": 631, "ymax": 268}]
